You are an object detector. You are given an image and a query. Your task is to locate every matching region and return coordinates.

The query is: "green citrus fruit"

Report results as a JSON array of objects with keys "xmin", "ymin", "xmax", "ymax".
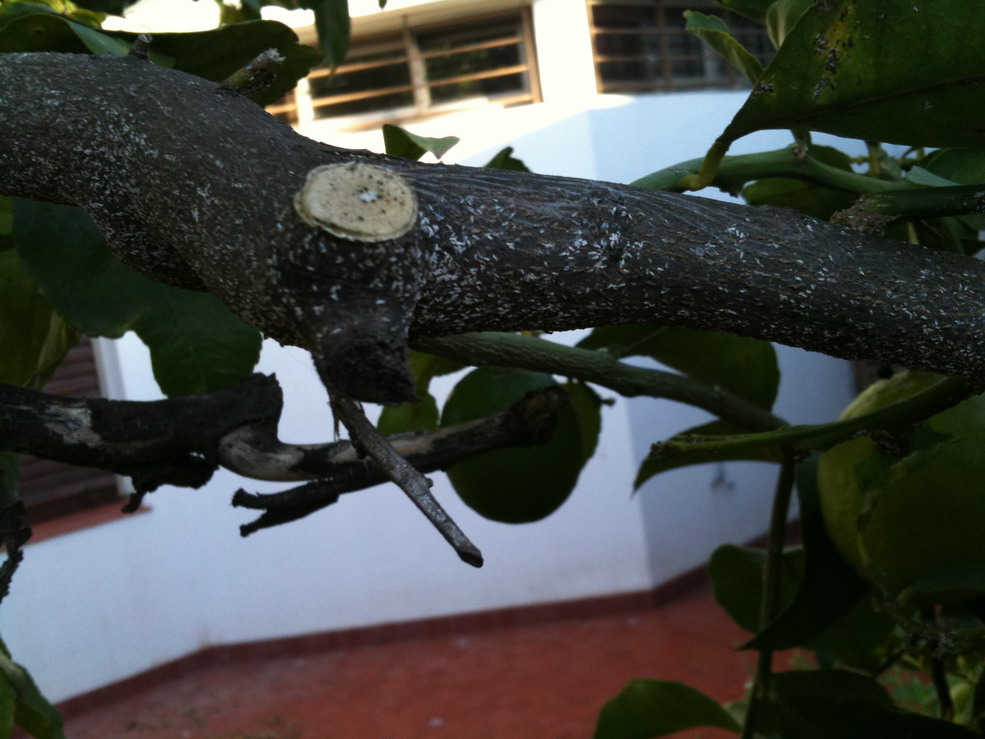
[
  {"xmin": 818, "ymin": 371, "xmax": 985, "ymax": 604},
  {"xmin": 441, "ymin": 367, "xmax": 587, "ymax": 523}
]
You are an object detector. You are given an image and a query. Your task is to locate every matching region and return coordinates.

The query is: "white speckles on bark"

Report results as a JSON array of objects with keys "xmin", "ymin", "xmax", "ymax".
[{"xmin": 4, "ymin": 54, "xmax": 985, "ymax": 400}]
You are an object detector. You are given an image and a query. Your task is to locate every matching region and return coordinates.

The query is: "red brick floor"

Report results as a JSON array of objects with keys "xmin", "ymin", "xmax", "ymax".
[{"xmin": 60, "ymin": 586, "xmax": 756, "ymax": 739}]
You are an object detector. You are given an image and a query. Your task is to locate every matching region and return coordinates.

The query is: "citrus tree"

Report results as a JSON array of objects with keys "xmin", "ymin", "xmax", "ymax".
[{"xmin": 2, "ymin": 0, "xmax": 985, "ymax": 736}]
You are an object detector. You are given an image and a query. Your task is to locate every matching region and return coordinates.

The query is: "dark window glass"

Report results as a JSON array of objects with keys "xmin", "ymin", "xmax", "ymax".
[
  {"xmin": 285, "ymin": 11, "xmax": 536, "ymax": 124},
  {"xmin": 591, "ymin": 1, "xmax": 773, "ymax": 92}
]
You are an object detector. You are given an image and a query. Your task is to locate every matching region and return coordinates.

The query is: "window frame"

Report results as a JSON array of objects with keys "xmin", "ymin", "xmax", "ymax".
[{"xmin": 587, "ymin": 0, "xmax": 773, "ymax": 94}]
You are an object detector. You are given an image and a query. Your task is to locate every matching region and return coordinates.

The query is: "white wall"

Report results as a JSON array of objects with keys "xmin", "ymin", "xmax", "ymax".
[{"xmin": 2, "ymin": 1, "xmax": 857, "ymax": 703}]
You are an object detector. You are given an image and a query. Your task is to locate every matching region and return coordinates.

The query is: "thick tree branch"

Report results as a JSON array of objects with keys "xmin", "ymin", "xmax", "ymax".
[
  {"xmin": 2, "ymin": 53, "xmax": 985, "ymax": 406},
  {"xmin": 0, "ymin": 374, "xmax": 282, "ymax": 494},
  {"xmin": 0, "ymin": 377, "xmax": 567, "ymax": 529}
]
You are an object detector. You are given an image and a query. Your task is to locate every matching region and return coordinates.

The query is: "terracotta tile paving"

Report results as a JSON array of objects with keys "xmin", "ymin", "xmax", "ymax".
[{"xmin": 60, "ymin": 586, "xmax": 756, "ymax": 739}]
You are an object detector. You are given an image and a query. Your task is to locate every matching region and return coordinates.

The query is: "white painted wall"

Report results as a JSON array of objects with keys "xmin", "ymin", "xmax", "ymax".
[{"xmin": 1, "ymin": 0, "xmax": 858, "ymax": 704}]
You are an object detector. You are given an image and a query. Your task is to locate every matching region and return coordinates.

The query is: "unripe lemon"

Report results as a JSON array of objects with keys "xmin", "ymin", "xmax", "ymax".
[{"xmin": 818, "ymin": 371, "xmax": 985, "ymax": 604}]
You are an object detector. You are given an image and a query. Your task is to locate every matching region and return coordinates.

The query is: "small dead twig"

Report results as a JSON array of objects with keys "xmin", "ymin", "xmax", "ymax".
[{"xmin": 328, "ymin": 388, "xmax": 484, "ymax": 568}]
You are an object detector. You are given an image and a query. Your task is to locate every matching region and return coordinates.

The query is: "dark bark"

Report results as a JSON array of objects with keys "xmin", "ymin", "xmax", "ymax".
[
  {"xmin": 2, "ymin": 53, "xmax": 985, "ymax": 404},
  {"xmin": 0, "ymin": 374, "xmax": 281, "ymax": 493},
  {"xmin": 0, "ymin": 376, "xmax": 567, "ymax": 504}
]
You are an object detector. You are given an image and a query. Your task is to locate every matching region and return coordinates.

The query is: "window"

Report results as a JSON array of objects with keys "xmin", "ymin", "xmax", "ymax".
[
  {"xmin": 589, "ymin": 0, "xmax": 773, "ymax": 93},
  {"xmin": 17, "ymin": 337, "xmax": 122, "ymax": 526},
  {"xmin": 270, "ymin": 10, "xmax": 540, "ymax": 128}
]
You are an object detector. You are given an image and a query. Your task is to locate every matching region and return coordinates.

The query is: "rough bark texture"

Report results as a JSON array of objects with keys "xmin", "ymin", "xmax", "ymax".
[
  {"xmin": 3, "ymin": 53, "xmax": 985, "ymax": 403},
  {"xmin": 0, "ymin": 375, "xmax": 566, "ymax": 501}
]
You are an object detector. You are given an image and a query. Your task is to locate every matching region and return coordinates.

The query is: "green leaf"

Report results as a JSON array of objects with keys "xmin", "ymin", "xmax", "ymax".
[
  {"xmin": 684, "ymin": 11, "xmax": 764, "ymax": 84},
  {"xmin": 71, "ymin": 21, "xmax": 130, "ymax": 55},
  {"xmin": 579, "ymin": 326, "xmax": 778, "ymax": 410},
  {"xmin": 441, "ymin": 367, "xmax": 586, "ymax": 523},
  {"xmin": 483, "ymin": 146, "xmax": 531, "ymax": 172},
  {"xmin": 72, "ymin": 0, "xmax": 130, "ymax": 14},
  {"xmin": 377, "ymin": 394, "xmax": 439, "ymax": 435},
  {"xmin": 744, "ymin": 177, "xmax": 858, "ymax": 220},
  {"xmin": 634, "ymin": 420, "xmax": 782, "ymax": 489},
  {"xmin": 714, "ymin": 0, "xmax": 772, "ymax": 24},
  {"xmin": 764, "ymin": 0, "xmax": 811, "ymax": 48},
  {"xmin": 721, "ymin": 0, "xmax": 985, "ymax": 151},
  {"xmin": 0, "ymin": 15, "xmax": 322, "ymax": 106},
  {"xmin": 742, "ymin": 145, "xmax": 857, "ymax": 220},
  {"xmin": 12, "ymin": 200, "xmax": 261, "ymax": 397},
  {"xmin": 0, "ymin": 12, "xmax": 90, "ymax": 53},
  {"xmin": 0, "ymin": 0, "xmax": 104, "ymax": 29},
  {"xmin": 708, "ymin": 543, "xmax": 803, "ymax": 633},
  {"xmin": 568, "ymin": 381, "xmax": 602, "ymax": 462},
  {"xmin": 906, "ymin": 563, "xmax": 985, "ymax": 605},
  {"xmin": 771, "ymin": 670, "xmax": 979, "ymax": 739},
  {"xmin": 0, "ymin": 250, "xmax": 79, "ymax": 389},
  {"xmin": 921, "ymin": 149, "xmax": 985, "ymax": 185},
  {"xmin": 594, "ymin": 679, "xmax": 739, "ymax": 738},
  {"xmin": 0, "ymin": 453, "xmax": 20, "ymax": 509},
  {"xmin": 0, "ymin": 197, "xmax": 12, "ymax": 236},
  {"xmin": 377, "ymin": 350, "xmax": 465, "ymax": 434},
  {"xmin": 303, "ymin": 0, "xmax": 349, "ymax": 69},
  {"xmin": 0, "ymin": 638, "xmax": 65, "ymax": 739},
  {"xmin": 743, "ymin": 457, "xmax": 894, "ymax": 669},
  {"xmin": 382, "ymin": 124, "xmax": 460, "ymax": 161},
  {"xmin": 124, "ymin": 21, "xmax": 323, "ymax": 106}
]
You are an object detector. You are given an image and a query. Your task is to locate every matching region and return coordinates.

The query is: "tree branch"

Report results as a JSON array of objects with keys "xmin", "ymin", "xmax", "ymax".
[
  {"xmin": 414, "ymin": 332, "xmax": 785, "ymax": 431},
  {"xmin": 2, "ymin": 53, "xmax": 985, "ymax": 406},
  {"xmin": 0, "ymin": 377, "xmax": 568, "ymax": 554}
]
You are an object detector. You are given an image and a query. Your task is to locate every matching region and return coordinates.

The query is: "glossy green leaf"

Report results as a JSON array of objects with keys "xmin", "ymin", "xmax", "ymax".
[
  {"xmin": 635, "ymin": 421, "xmax": 782, "ymax": 490},
  {"xmin": 12, "ymin": 200, "xmax": 261, "ymax": 397},
  {"xmin": 594, "ymin": 679, "xmax": 739, "ymax": 738},
  {"xmin": 579, "ymin": 326, "xmax": 778, "ymax": 410},
  {"xmin": 377, "ymin": 350, "xmax": 466, "ymax": 434},
  {"xmin": 721, "ymin": 0, "xmax": 985, "ymax": 150},
  {"xmin": 764, "ymin": 0, "xmax": 811, "ymax": 48},
  {"xmin": 685, "ymin": 11, "xmax": 763, "ymax": 84},
  {"xmin": 483, "ymin": 146, "xmax": 530, "ymax": 172},
  {"xmin": 71, "ymin": 21, "xmax": 130, "ymax": 55},
  {"xmin": 441, "ymin": 367, "xmax": 586, "ymax": 523},
  {"xmin": 0, "ymin": 638, "xmax": 64, "ymax": 739},
  {"xmin": 382, "ymin": 124, "xmax": 460, "ymax": 161},
  {"xmin": 771, "ymin": 670, "xmax": 979, "ymax": 738},
  {"xmin": 0, "ymin": 250, "xmax": 78, "ymax": 389},
  {"xmin": 303, "ymin": 0, "xmax": 349, "ymax": 69}
]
